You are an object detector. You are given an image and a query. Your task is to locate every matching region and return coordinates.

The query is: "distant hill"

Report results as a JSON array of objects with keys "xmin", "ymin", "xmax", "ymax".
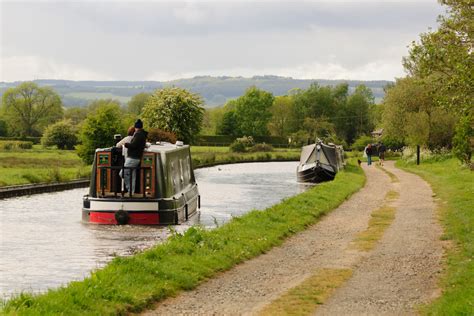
[{"xmin": 0, "ymin": 76, "xmax": 391, "ymax": 108}]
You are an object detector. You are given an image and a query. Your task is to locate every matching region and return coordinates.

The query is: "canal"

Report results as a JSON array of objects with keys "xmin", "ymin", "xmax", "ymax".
[{"xmin": 0, "ymin": 161, "xmax": 308, "ymax": 299}]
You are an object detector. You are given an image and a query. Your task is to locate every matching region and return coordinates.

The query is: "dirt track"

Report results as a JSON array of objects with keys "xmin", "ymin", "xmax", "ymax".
[{"xmin": 143, "ymin": 161, "xmax": 443, "ymax": 315}]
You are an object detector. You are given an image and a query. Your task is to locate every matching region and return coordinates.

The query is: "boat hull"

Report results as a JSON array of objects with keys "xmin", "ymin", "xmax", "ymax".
[
  {"xmin": 82, "ymin": 191, "xmax": 199, "ymax": 225},
  {"xmin": 297, "ymin": 165, "xmax": 336, "ymax": 183}
]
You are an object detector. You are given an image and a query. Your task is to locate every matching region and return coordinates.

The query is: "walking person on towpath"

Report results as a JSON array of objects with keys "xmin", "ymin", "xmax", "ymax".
[
  {"xmin": 123, "ymin": 119, "xmax": 148, "ymax": 194},
  {"xmin": 378, "ymin": 142, "xmax": 386, "ymax": 166},
  {"xmin": 365, "ymin": 143, "xmax": 373, "ymax": 166}
]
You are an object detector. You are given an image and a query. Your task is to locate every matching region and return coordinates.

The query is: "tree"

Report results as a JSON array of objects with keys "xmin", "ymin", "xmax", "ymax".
[
  {"xmin": 452, "ymin": 114, "xmax": 473, "ymax": 164},
  {"xmin": 234, "ymin": 86, "xmax": 274, "ymax": 136},
  {"xmin": 76, "ymin": 103, "xmax": 124, "ymax": 164},
  {"xmin": 403, "ymin": 0, "xmax": 473, "ymax": 114},
  {"xmin": 128, "ymin": 92, "xmax": 151, "ymax": 116},
  {"xmin": 268, "ymin": 96, "xmax": 296, "ymax": 137},
  {"xmin": 1, "ymin": 82, "xmax": 63, "ymax": 136},
  {"xmin": 41, "ymin": 119, "xmax": 78, "ymax": 150},
  {"xmin": 64, "ymin": 107, "xmax": 89, "ymax": 126},
  {"xmin": 142, "ymin": 87, "xmax": 204, "ymax": 143},
  {"xmin": 216, "ymin": 111, "xmax": 240, "ymax": 136}
]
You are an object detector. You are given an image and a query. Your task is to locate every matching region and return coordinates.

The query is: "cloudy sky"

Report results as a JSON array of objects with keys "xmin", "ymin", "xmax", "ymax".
[{"xmin": 1, "ymin": 0, "xmax": 444, "ymax": 82}]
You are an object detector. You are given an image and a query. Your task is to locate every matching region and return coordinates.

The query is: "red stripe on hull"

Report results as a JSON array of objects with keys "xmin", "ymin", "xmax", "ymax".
[{"xmin": 89, "ymin": 212, "xmax": 159, "ymax": 225}]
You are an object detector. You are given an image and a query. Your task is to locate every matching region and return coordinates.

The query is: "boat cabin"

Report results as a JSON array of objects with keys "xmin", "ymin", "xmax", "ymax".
[{"xmin": 82, "ymin": 142, "xmax": 200, "ymax": 225}]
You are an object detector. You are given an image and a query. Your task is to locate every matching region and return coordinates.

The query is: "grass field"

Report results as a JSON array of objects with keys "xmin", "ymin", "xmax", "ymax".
[
  {"xmin": 0, "ymin": 145, "xmax": 300, "ymax": 187},
  {"xmin": 1, "ymin": 161, "xmax": 365, "ymax": 315},
  {"xmin": 397, "ymin": 158, "xmax": 473, "ymax": 315}
]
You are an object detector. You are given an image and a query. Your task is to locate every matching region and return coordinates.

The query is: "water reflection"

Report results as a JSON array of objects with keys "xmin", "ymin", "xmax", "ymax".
[{"xmin": 0, "ymin": 161, "xmax": 305, "ymax": 299}]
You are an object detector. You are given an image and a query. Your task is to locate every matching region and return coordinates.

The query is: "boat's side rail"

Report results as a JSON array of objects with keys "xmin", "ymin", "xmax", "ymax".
[{"xmin": 97, "ymin": 166, "xmax": 153, "ymax": 198}]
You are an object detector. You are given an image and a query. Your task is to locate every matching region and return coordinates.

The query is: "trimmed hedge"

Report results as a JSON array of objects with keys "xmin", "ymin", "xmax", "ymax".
[{"xmin": 194, "ymin": 135, "xmax": 288, "ymax": 147}]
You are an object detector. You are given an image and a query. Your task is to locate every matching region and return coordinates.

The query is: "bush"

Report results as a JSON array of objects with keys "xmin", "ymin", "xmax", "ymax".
[
  {"xmin": 77, "ymin": 104, "xmax": 123, "ymax": 165},
  {"xmin": 0, "ymin": 141, "xmax": 33, "ymax": 150},
  {"xmin": 235, "ymin": 136, "xmax": 254, "ymax": 147},
  {"xmin": 147, "ymin": 128, "xmax": 177, "ymax": 144},
  {"xmin": 41, "ymin": 120, "xmax": 78, "ymax": 150},
  {"xmin": 249, "ymin": 143, "xmax": 274, "ymax": 152},
  {"xmin": 229, "ymin": 141, "xmax": 246, "ymax": 153},
  {"xmin": 351, "ymin": 135, "xmax": 374, "ymax": 151},
  {"xmin": 452, "ymin": 115, "xmax": 473, "ymax": 165}
]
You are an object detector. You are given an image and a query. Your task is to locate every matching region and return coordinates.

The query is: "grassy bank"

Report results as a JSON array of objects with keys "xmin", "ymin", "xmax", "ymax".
[
  {"xmin": 0, "ymin": 146, "xmax": 300, "ymax": 187},
  {"xmin": 1, "ymin": 161, "xmax": 365, "ymax": 315},
  {"xmin": 397, "ymin": 158, "xmax": 473, "ymax": 315}
]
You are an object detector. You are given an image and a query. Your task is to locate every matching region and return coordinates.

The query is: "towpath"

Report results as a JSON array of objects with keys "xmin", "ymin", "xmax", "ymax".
[{"xmin": 143, "ymin": 161, "xmax": 443, "ymax": 315}]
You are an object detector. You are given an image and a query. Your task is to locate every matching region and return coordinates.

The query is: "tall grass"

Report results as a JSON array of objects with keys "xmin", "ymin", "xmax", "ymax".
[
  {"xmin": 397, "ymin": 158, "xmax": 473, "ymax": 315},
  {"xmin": 1, "ymin": 162, "xmax": 365, "ymax": 315}
]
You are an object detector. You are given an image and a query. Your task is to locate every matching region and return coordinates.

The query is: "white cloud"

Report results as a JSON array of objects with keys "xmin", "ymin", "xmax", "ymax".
[{"xmin": 1, "ymin": 56, "xmax": 114, "ymax": 82}]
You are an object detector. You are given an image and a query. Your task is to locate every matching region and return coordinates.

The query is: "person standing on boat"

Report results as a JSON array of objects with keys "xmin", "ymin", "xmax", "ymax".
[
  {"xmin": 116, "ymin": 126, "xmax": 135, "ymax": 159},
  {"xmin": 365, "ymin": 143, "xmax": 373, "ymax": 166},
  {"xmin": 123, "ymin": 119, "xmax": 148, "ymax": 194}
]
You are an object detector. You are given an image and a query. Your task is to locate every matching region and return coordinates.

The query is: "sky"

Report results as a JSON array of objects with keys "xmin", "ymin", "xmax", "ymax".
[{"xmin": 1, "ymin": 0, "xmax": 445, "ymax": 82}]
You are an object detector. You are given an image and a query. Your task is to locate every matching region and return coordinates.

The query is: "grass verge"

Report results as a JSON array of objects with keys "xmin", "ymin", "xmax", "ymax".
[
  {"xmin": 397, "ymin": 158, "xmax": 473, "ymax": 315},
  {"xmin": 350, "ymin": 190, "xmax": 398, "ymax": 252},
  {"xmin": 259, "ymin": 268, "xmax": 353, "ymax": 316},
  {"xmin": 1, "ymin": 162, "xmax": 365, "ymax": 315}
]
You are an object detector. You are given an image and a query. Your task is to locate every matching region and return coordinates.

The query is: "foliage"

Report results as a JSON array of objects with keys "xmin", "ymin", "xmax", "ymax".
[
  {"xmin": 1, "ymin": 82, "xmax": 63, "ymax": 137},
  {"xmin": 147, "ymin": 128, "xmax": 177, "ymax": 144},
  {"xmin": 76, "ymin": 103, "xmax": 124, "ymax": 164},
  {"xmin": 289, "ymin": 130, "xmax": 311, "ymax": 148},
  {"xmin": 0, "ymin": 118, "xmax": 8, "ymax": 136},
  {"xmin": 234, "ymin": 86, "xmax": 274, "ymax": 136},
  {"xmin": 1, "ymin": 162, "xmax": 364, "ymax": 315},
  {"xmin": 403, "ymin": 0, "xmax": 473, "ymax": 114},
  {"xmin": 229, "ymin": 140, "xmax": 247, "ymax": 153},
  {"xmin": 452, "ymin": 114, "xmax": 473, "ymax": 164},
  {"xmin": 41, "ymin": 120, "xmax": 78, "ymax": 150},
  {"xmin": 382, "ymin": 77, "xmax": 457, "ymax": 149},
  {"xmin": 268, "ymin": 96, "xmax": 296, "ymax": 137},
  {"xmin": 142, "ymin": 87, "xmax": 204, "ymax": 143},
  {"xmin": 128, "ymin": 92, "xmax": 151, "ymax": 116},
  {"xmin": 0, "ymin": 141, "xmax": 33, "ymax": 150},
  {"xmin": 249, "ymin": 143, "xmax": 274, "ymax": 152},
  {"xmin": 381, "ymin": 135, "xmax": 405, "ymax": 151},
  {"xmin": 64, "ymin": 107, "xmax": 89, "ymax": 126},
  {"xmin": 216, "ymin": 111, "xmax": 240, "ymax": 136},
  {"xmin": 235, "ymin": 135, "xmax": 254, "ymax": 147},
  {"xmin": 351, "ymin": 135, "xmax": 374, "ymax": 151}
]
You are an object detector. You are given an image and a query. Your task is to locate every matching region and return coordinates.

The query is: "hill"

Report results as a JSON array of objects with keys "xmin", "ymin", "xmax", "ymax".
[{"xmin": 0, "ymin": 76, "xmax": 391, "ymax": 108}]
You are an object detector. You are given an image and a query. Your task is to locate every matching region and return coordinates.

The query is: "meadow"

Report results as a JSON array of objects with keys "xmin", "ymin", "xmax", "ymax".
[{"xmin": 0, "ymin": 144, "xmax": 300, "ymax": 187}]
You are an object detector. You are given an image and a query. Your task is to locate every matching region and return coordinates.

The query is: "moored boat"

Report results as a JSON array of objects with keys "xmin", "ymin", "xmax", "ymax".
[
  {"xmin": 82, "ymin": 141, "xmax": 200, "ymax": 225},
  {"xmin": 296, "ymin": 140, "xmax": 344, "ymax": 183}
]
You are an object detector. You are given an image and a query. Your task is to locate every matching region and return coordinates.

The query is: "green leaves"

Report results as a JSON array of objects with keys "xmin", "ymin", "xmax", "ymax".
[{"xmin": 142, "ymin": 87, "xmax": 204, "ymax": 143}]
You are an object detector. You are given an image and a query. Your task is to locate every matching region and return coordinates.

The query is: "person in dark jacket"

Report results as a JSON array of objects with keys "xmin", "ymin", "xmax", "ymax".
[
  {"xmin": 378, "ymin": 142, "xmax": 386, "ymax": 166},
  {"xmin": 365, "ymin": 143, "xmax": 373, "ymax": 166},
  {"xmin": 122, "ymin": 119, "xmax": 148, "ymax": 193}
]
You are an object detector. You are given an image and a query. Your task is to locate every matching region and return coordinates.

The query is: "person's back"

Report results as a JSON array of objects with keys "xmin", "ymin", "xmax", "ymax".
[
  {"xmin": 116, "ymin": 126, "xmax": 135, "ymax": 158},
  {"xmin": 126, "ymin": 128, "xmax": 148, "ymax": 159}
]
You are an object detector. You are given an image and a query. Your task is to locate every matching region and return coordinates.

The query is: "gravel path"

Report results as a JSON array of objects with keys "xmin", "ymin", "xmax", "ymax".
[{"xmin": 143, "ymin": 161, "xmax": 443, "ymax": 315}]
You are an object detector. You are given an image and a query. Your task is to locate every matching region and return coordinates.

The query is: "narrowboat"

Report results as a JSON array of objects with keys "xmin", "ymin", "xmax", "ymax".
[
  {"xmin": 82, "ymin": 141, "xmax": 200, "ymax": 225},
  {"xmin": 296, "ymin": 140, "xmax": 345, "ymax": 183}
]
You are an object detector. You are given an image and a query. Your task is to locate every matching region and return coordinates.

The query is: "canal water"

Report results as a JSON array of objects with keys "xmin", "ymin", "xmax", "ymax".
[{"xmin": 0, "ymin": 161, "xmax": 308, "ymax": 299}]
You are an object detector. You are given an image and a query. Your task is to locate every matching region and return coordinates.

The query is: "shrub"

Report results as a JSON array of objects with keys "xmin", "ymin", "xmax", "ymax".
[
  {"xmin": 452, "ymin": 115, "xmax": 473, "ymax": 165},
  {"xmin": 235, "ymin": 136, "xmax": 254, "ymax": 147},
  {"xmin": 351, "ymin": 135, "xmax": 374, "ymax": 151},
  {"xmin": 147, "ymin": 128, "xmax": 177, "ymax": 144},
  {"xmin": 249, "ymin": 143, "xmax": 274, "ymax": 152},
  {"xmin": 229, "ymin": 141, "xmax": 246, "ymax": 153},
  {"xmin": 0, "ymin": 141, "xmax": 33, "ymax": 150},
  {"xmin": 41, "ymin": 120, "xmax": 78, "ymax": 150}
]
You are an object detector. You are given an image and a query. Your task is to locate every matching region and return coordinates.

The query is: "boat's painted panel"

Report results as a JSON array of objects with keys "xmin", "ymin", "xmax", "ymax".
[
  {"xmin": 89, "ymin": 211, "xmax": 159, "ymax": 225},
  {"xmin": 89, "ymin": 200, "xmax": 159, "ymax": 211}
]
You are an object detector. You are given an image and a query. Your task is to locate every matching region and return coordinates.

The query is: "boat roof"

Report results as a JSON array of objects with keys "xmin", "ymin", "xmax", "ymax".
[
  {"xmin": 95, "ymin": 142, "xmax": 189, "ymax": 154},
  {"xmin": 145, "ymin": 142, "xmax": 189, "ymax": 153}
]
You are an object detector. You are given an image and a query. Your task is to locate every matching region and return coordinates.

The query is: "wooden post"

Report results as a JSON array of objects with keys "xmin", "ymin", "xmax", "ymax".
[{"xmin": 416, "ymin": 145, "xmax": 420, "ymax": 165}]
